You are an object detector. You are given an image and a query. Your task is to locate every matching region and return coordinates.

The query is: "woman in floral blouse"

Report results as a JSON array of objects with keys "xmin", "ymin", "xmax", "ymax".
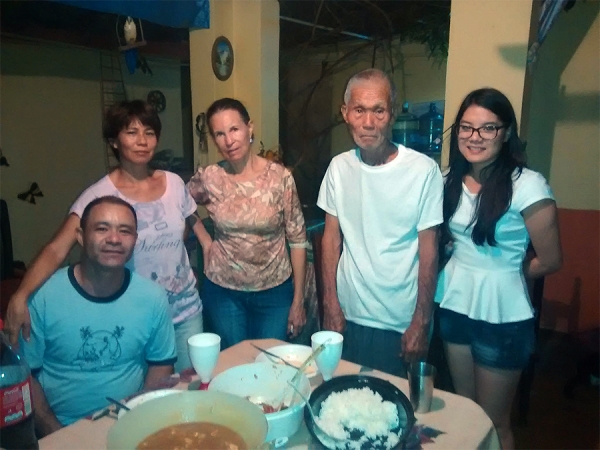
[{"xmin": 188, "ymin": 98, "xmax": 307, "ymax": 349}]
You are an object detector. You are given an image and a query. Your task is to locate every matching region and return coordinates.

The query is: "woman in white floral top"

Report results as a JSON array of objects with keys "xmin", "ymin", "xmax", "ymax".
[{"xmin": 188, "ymin": 98, "xmax": 308, "ymax": 349}]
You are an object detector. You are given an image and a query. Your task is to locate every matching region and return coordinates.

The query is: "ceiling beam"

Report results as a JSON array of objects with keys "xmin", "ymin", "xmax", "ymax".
[{"xmin": 280, "ymin": 15, "xmax": 373, "ymax": 41}]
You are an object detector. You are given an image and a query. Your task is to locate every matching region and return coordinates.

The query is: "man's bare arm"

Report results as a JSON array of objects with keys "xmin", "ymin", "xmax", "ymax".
[
  {"xmin": 144, "ymin": 364, "xmax": 174, "ymax": 390},
  {"xmin": 321, "ymin": 213, "xmax": 346, "ymax": 332},
  {"xmin": 401, "ymin": 226, "xmax": 438, "ymax": 363}
]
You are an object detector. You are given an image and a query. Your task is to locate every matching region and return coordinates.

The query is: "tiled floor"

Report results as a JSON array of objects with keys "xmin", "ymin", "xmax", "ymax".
[{"xmin": 513, "ymin": 330, "xmax": 599, "ymax": 450}]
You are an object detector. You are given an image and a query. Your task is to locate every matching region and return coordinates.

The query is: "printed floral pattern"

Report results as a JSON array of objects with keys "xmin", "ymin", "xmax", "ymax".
[{"xmin": 188, "ymin": 161, "xmax": 307, "ymax": 291}]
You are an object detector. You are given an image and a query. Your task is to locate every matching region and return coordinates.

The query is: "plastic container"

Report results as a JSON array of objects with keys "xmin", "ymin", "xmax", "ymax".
[
  {"xmin": 392, "ymin": 102, "xmax": 421, "ymax": 150},
  {"xmin": 0, "ymin": 323, "xmax": 38, "ymax": 449},
  {"xmin": 419, "ymin": 102, "xmax": 444, "ymax": 153}
]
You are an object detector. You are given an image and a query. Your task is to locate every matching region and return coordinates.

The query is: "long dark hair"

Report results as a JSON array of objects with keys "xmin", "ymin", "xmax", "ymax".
[{"xmin": 442, "ymin": 88, "xmax": 526, "ymax": 247}]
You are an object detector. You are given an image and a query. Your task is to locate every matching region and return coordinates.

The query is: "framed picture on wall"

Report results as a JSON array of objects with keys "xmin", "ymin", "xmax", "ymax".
[{"xmin": 211, "ymin": 36, "xmax": 234, "ymax": 81}]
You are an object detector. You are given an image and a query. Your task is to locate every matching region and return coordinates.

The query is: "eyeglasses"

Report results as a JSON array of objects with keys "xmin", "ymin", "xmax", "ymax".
[{"xmin": 455, "ymin": 124, "xmax": 506, "ymax": 140}]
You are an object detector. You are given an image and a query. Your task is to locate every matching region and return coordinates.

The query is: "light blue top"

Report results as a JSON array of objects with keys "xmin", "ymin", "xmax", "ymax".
[
  {"xmin": 435, "ymin": 168, "xmax": 554, "ymax": 323},
  {"xmin": 21, "ymin": 267, "xmax": 176, "ymax": 425}
]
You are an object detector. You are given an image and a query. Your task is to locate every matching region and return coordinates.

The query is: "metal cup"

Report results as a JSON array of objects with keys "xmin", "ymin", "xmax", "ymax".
[{"xmin": 408, "ymin": 362, "xmax": 436, "ymax": 413}]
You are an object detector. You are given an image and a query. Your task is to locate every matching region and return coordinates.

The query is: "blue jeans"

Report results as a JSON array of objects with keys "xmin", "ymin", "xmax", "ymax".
[
  {"xmin": 201, "ymin": 278, "xmax": 293, "ymax": 350},
  {"xmin": 174, "ymin": 312, "xmax": 204, "ymax": 373}
]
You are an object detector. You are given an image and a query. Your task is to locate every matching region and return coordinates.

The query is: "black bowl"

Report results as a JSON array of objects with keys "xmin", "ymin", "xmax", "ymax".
[{"xmin": 305, "ymin": 375, "xmax": 415, "ymax": 450}]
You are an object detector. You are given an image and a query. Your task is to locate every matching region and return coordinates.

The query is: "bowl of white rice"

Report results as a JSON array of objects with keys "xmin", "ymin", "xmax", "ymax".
[{"xmin": 305, "ymin": 375, "xmax": 415, "ymax": 450}]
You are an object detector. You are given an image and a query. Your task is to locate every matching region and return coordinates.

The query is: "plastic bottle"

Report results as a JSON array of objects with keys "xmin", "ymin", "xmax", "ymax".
[
  {"xmin": 0, "ymin": 320, "xmax": 39, "ymax": 449},
  {"xmin": 392, "ymin": 102, "xmax": 420, "ymax": 150},
  {"xmin": 419, "ymin": 102, "xmax": 444, "ymax": 153}
]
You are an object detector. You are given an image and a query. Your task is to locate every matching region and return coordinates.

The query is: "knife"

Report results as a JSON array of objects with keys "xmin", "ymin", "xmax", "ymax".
[{"xmin": 250, "ymin": 343, "xmax": 297, "ymax": 368}]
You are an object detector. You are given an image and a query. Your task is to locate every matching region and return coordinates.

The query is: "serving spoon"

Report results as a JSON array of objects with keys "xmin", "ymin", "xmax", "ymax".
[
  {"xmin": 273, "ymin": 339, "xmax": 330, "ymax": 412},
  {"xmin": 286, "ymin": 381, "xmax": 347, "ymax": 448}
]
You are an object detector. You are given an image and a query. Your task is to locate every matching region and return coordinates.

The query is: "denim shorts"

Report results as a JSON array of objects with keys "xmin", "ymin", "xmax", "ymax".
[{"xmin": 438, "ymin": 308, "xmax": 534, "ymax": 370}]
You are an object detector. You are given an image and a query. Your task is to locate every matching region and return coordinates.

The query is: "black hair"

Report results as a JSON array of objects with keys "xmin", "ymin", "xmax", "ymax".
[
  {"xmin": 205, "ymin": 98, "xmax": 251, "ymax": 137},
  {"xmin": 80, "ymin": 196, "xmax": 137, "ymax": 231},
  {"xmin": 443, "ymin": 88, "xmax": 526, "ymax": 247},
  {"xmin": 102, "ymin": 100, "xmax": 162, "ymax": 161}
]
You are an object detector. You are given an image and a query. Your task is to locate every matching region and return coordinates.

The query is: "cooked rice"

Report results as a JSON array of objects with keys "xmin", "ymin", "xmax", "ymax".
[{"xmin": 316, "ymin": 387, "xmax": 400, "ymax": 450}]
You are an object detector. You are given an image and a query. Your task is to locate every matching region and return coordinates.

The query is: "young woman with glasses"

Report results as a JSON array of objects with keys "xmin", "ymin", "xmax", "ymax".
[{"xmin": 435, "ymin": 88, "xmax": 562, "ymax": 449}]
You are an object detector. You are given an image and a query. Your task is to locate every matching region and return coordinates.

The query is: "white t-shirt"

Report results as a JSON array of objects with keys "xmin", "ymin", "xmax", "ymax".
[
  {"xmin": 70, "ymin": 171, "xmax": 201, "ymax": 324},
  {"xmin": 317, "ymin": 145, "xmax": 443, "ymax": 333},
  {"xmin": 435, "ymin": 168, "xmax": 554, "ymax": 323}
]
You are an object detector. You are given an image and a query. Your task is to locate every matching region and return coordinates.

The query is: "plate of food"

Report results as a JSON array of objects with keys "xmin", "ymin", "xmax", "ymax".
[
  {"xmin": 117, "ymin": 389, "xmax": 182, "ymax": 418},
  {"xmin": 254, "ymin": 344, "xmax": 319, "ymax": 378},
  {"xmin": 304, "ymin": 375, "xmax": 415, "ymax": 449}
]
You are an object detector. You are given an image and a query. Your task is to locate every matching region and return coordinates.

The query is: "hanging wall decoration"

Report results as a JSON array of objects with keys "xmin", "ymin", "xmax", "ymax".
[
  {"xmin": 18, "ymin": 182, "xmax": 44, "ymax": 204},
  {"xmin": 147, "ymin": 90, "xmax": 166, "ymax": 112},
  {"xmin": 116, "ymin": 15, "xmax": 148, "ymax": 75},
  {"xmin": 0, "ymin": 148, "xmax": 9, "ymax": 166},
  {"xmin": 211, "ymin": 36, "xmax": 234, "ymax": 81}
]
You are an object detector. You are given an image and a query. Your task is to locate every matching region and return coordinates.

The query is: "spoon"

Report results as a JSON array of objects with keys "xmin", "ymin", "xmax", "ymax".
[
  {"xmin": 285, "ymin": 381, "xmax": 347, "ymax": 447},
  {"xmin": 106, "ymin": 396, "xmax": 130, "ymax": 413},
  {"xmin": 273, "ymin": 338, "xmax": 330, "ymax": 412}
]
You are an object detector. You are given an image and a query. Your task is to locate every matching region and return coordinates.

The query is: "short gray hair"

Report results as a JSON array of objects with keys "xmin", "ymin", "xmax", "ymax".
[{"xmin": 343, "ymin": 68, "xmax": 397, "ymax": 110}]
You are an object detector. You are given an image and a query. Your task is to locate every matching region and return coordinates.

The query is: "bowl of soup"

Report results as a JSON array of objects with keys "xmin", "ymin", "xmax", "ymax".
[{"xmin": 106, "ymin": 390, "xmax": 267, "ymax": 449}]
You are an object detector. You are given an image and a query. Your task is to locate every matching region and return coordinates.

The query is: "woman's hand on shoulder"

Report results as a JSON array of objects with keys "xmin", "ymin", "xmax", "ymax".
[
  {"xmin": 5, "ymin": 213, "xmax": 80, "ymax": 345},
  {"xmin": 5, "ymin": 292, "xmax": 31, "ymax": 346}
]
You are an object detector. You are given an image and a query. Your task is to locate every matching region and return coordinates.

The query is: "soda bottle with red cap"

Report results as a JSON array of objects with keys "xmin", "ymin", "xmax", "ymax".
[{"xmin": 0, "ymin": 318, "xmax": 39, "ymax": 449}]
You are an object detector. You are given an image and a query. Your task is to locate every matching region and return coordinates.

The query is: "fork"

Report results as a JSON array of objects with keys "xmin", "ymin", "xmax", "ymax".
[{"xmin": 250, "ymin": 343, "xmax": 297, "ymax": 368}]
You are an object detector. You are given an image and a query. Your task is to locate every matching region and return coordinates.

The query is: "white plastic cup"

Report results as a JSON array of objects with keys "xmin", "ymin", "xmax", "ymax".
[
  {"xmin": 408, "ymin": 361, "xmax": 436, "ymax": 413},
  {"xmin": 187, "ymin": 333, "xmax": 221, "ymax": 389},
  {"xmin": 311, "ymin": 331, "xmax": 343, "ymax": 381}
]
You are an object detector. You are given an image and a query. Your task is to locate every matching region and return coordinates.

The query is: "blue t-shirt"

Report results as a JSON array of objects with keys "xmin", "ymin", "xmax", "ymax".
[{"xmin": 21, "ymin": 267, "xmax": 176, "ymax": 425}]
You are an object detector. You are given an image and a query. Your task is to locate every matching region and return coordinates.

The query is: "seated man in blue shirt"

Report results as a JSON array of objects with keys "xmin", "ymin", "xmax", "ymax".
[{"xmin": 22, "ymin": 196, "xmax": 176, "ymax": 437}]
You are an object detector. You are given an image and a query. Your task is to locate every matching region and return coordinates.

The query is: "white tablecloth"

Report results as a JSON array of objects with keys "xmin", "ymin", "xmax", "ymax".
[{"xmin": 39, "ymin": 339, "xmax": 500, "ymax": 449}]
